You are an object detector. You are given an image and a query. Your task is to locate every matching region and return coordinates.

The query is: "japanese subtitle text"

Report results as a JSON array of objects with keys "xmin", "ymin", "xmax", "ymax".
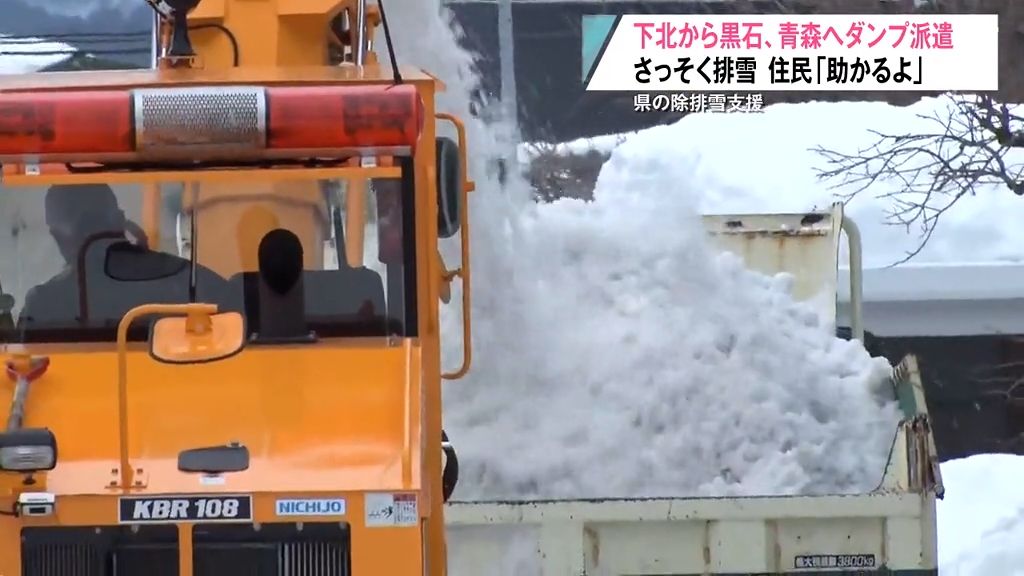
[
  {"xmin": 634, "ymin": 20, "xmax": 955, "ymax": 50},
  {"xmin": 633, "ymin": 92, "xmax": 764, "ymax": 113},
  {"xmin": 633, "ymin": 55, "xmax": 923, "ymax": 86}
]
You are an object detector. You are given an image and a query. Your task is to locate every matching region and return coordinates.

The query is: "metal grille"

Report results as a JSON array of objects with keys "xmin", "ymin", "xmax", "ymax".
[
  {"xmin": 132, "ymin": 86, "xmax": 267, "ymax": 152},
  {"xmin": 21, "ymin": 523, "xmax": 348, "ymax": 576},
  {"xmin": 279, "ymin": 542, "xmax": 351, "ymax": 575},
  {"xmin": 194, "ymin": 523, "xmax": 351, "ymax": 576},
  {"xmin": 22, "ymin": 543, "xmax": 100, "ymax": 576},
  {"xmin": 21, "ymin": 526, "xmax": 178, "ymax": 576}
]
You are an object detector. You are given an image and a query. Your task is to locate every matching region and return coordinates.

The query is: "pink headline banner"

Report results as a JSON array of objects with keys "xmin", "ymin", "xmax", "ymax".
[{"xmin": 586, "ymin": 14, "xmax": 999, "ymax": 92}]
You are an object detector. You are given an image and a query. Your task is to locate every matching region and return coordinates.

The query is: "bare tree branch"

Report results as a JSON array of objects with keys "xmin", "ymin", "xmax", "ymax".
[{"xmin": 811, "ymin": 95, "xmax": 1024, "ymax": 266}]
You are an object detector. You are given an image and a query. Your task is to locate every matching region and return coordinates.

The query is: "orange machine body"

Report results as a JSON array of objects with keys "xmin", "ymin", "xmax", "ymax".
[
  {"xmin": 0, "ymin": 1, "xmax": 469, "ymax": 573},
  {"xmin": 0, "ymin": 343, "xmax": 427, "ymax": 573}
]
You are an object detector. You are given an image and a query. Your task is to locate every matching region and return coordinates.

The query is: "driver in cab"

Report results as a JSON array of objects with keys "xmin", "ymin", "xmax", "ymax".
[{"xmin": 17, "ymin": 183, "xmax": 227, "ymax": 338}]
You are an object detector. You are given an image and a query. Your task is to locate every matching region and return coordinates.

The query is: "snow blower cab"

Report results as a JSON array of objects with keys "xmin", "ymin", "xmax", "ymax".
[{"xmin": 0, "ymin": 0, "xmax": 473, "ymax": 574}]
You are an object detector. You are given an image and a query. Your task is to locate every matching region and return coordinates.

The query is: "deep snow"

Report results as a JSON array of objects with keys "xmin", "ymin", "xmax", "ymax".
[
  {"xmin": 938, "ymin": 454, "xmax": 1024, "ymax": 575},
  {"xmin": 381, "ymin": 1, "xmax": 906, "ymax": 500},
  {"xmin": 440, "ymin": 151, "xmax": 901, "ymax": 499},
  {"xmin": 391, "ymin": 0, "xmax": 919, "ymax": 502}
]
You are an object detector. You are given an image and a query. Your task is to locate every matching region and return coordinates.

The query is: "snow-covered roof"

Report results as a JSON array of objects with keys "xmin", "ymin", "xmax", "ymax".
[
  {"xmin": 532, "ymin": 95, "xmax": 1024, "ymax": 269},
  {"xmin": 0, "ymin": 34, "xmax": 77, "ymax": 74},
  {"xmin": 837, "ymin": 264, "xmax": 1024, "ymax": 336},
  {"xmin": 522, "ymin": 94, "xmax": 1024, "ymax": 337}
]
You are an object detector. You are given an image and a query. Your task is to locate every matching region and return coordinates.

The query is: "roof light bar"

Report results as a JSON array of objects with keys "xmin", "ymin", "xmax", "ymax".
[{"xmin": 0, "ymin": 83, "xmax": 423, "ymax": 163}]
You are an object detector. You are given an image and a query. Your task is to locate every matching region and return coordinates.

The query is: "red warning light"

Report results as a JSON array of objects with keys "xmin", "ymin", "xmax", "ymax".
[
  {"xmin": 0, "ymin": 82, "xmax": 424, "ymax": 162},
  {"xmin": 0, "ymin": 91, "xmax": 132, "ymax": 156},
  {"xmin": 267, "ymin": 84, "xmax": 423, "ymax": 151}
]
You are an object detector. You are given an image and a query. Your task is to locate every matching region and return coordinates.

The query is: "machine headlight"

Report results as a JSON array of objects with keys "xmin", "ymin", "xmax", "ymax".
[{"xmin": 0, "ymin": 428, "xmax": 57, "ymax": 472}]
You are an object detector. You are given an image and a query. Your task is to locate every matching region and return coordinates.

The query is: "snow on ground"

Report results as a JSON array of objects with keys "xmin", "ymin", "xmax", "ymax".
[
  {"xmin": 938, "ymin": 454, "xmax": 1024, "ymax": 575},
  {"xmin": 0, "ymin": 35, "xmax": 76, "ymax": 74},
  {"xmin": 523, "ymin": 97, "xmax": 1024, "ymax": 268}
]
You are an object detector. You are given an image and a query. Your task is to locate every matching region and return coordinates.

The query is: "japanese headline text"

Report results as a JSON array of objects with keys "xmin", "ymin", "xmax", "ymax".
[{"xmin": 585, "ymin": 14, "xmax": 998, "ymax": 92}]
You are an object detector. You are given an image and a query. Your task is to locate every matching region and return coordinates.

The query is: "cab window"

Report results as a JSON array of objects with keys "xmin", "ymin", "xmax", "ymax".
[{"xmin": 1, "ymin": 168, "xmax": 416, "ymax": 344}]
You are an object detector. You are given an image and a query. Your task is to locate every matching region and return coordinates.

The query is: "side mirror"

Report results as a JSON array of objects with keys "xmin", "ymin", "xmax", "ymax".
[
  {"xmin": 436, "ymin": 136, "xmax": 462, "ymax": 239},
  {"xmin": 441, "ymin": 429, "xmax": 459, "ymax": 502},
  {"xmin": 150, "ymin": 310, "xmax": 245, "ymax": 364}
]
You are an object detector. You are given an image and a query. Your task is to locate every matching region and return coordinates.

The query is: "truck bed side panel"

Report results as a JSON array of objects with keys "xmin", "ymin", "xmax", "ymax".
[{"xmin": 446, "ymin": 493, "xmax": 936, "ymax": 575}]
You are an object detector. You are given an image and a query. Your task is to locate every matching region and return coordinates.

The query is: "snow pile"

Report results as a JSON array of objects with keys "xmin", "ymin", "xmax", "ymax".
[
  {"xmin": 938, "ymin": 454, "xmax": 1024, "ymax": 575},
  {"xmin": 0, "ymin": 35, "xmax": 76, "ymax": 74},
  {"xmin": 442, "ymin": 154, "xmax": 900, "ymax": 499},
  {"xmin": 527, "ymin": 97, "xmax": 1024, "ymax": 268},
  {"xmin": 382, "ymin": 0, "xmax": 905, "ymax": 500}
]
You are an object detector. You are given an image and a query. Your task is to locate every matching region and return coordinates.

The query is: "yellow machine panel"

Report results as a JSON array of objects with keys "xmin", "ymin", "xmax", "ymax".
[{"xmin": 0, "ymin": 0, "xmax": 473, "ymax": 574}]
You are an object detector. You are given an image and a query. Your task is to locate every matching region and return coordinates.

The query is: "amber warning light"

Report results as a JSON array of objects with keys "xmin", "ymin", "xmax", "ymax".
[{"xmin": 0, "ymin": 83, "xmax": 423, "ymax": 163}]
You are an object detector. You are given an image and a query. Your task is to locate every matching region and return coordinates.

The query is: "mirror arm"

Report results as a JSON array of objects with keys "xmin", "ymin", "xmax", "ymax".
[
  {"xmin": 115, "ymin": 303, "xmax": 217, "ymax": 488},
  {"xmin": 436, "ymin": 113, "xmax": 473, "ymax": 380}
]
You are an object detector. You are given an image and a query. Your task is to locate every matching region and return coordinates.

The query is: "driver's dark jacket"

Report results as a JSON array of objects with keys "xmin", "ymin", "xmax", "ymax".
[{"xmin": 17, "ymin": 238, "xmax": 230, "ymax": 336}]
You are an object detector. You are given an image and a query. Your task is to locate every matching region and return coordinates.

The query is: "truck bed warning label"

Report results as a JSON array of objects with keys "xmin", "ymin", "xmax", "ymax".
[
  {"xmin": 119, "ymin": 495, "xmax": 252, "ymax": 524},
  {"xmin": 795, "ymin": 554, "xmax": 877, "ymax": 570}
]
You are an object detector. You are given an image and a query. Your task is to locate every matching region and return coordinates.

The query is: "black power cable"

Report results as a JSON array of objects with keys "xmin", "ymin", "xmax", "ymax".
[
  {"xmin": 188, "ymin": 23, "xmax": 240, "ymax": 66},
  {"xmin": 376, "ymin": 0, "xmax": 402, "ymax": 84}
]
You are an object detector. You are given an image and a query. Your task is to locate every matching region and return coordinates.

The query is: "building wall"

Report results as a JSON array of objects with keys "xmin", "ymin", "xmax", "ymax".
[{"xmin": 876, "ymin": 334, "xmax": 1024, "ymax": 461}]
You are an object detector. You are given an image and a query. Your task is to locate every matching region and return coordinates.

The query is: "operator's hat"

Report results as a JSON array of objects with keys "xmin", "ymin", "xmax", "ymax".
[{"xmin": 44, "ymin": 183, "xmax": 122, "ymax": 230}]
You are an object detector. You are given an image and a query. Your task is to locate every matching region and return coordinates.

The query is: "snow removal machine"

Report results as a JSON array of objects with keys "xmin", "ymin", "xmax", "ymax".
[{"xmin": 0, "ymin": 0, "xmax": 472, "ymax": 574}]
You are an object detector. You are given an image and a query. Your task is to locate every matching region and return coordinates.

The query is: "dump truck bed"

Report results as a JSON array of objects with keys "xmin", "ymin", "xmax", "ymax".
[
  {"xmin": 447, "ymin": 493, "xmax": 933, "ymax": 574},
  {"xmin": 444, "ymin": 355, "xmax": 940, "ymax": 575},
  {"xmin": 442, "ymin": 205, "xmax": 939, "ymax": 574}
]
